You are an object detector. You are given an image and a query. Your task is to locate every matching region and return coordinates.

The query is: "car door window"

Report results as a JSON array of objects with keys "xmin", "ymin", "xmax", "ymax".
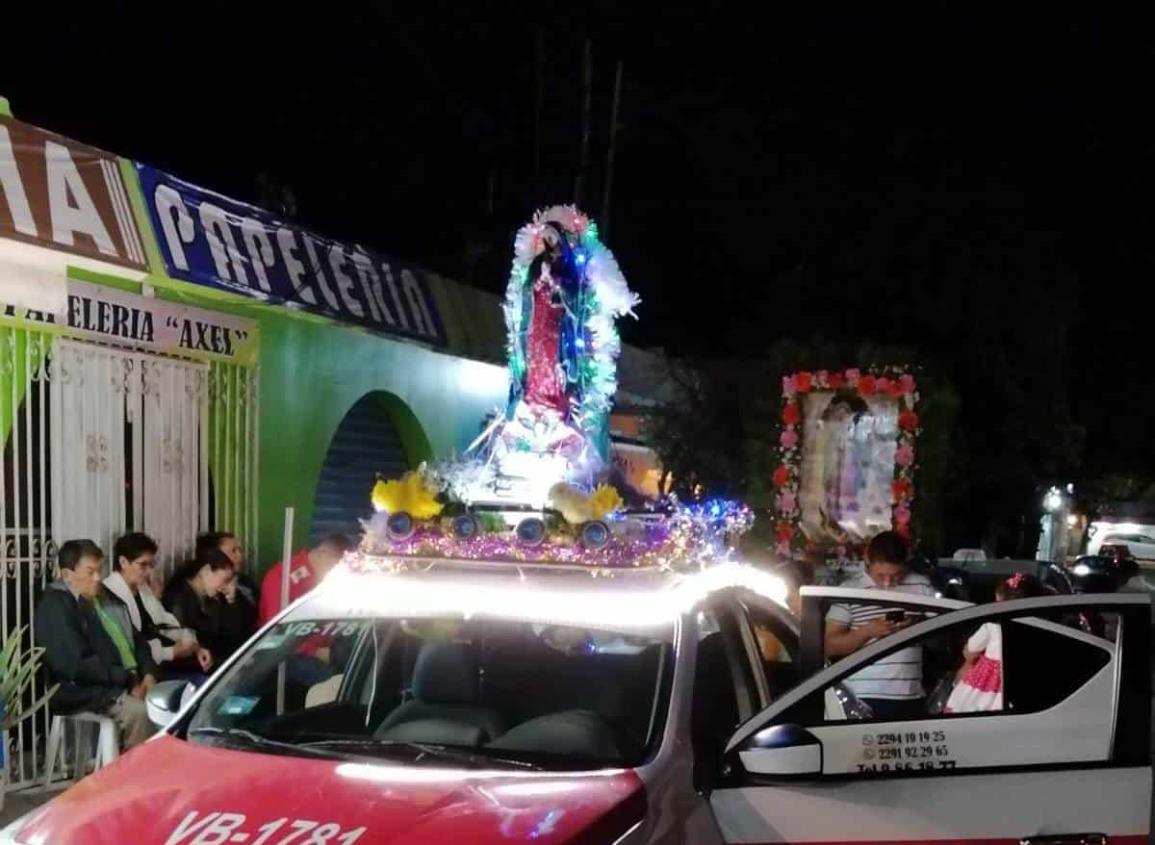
[
  {"xmin": 691, "ymin": 604, "xmax": 760, "ymax": 788},
  {"xmin": 806, "ymin": 611, "xmax": 1115, "ymax": 725},
  {"xmin": 820, "ymin": 594, "xmax": 950, "ymax": 717},
  {"xmin": 712, "ymin": 596, "xmax": 1151, "ymax": 845},
  {"xmin": 737, "ymin": 597, "xmax": 801, "ymax": 703},
  {"xmin": 763, "ymin": 601, "xmax": 1124, "ymax": 776}
]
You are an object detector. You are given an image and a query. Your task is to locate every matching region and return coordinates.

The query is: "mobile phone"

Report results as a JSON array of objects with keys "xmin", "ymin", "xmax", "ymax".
[{"xmin": 885, "ymin": 610, "xmax": 905, "ymax": 622}]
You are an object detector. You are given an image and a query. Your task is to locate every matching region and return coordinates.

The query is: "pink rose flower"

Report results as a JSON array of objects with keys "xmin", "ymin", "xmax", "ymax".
[
  {"xmin": 777, "ymin": 490, "xmax": 797, "ymax": 516},
  {"xmin": 895, "ymin": 504, "xmax": 912, "ymax": 526},
  {"xmin": 782, "ymin": 374, "xmax": 797, "ymax": 396},
  {"xmin": 780, "ymin": 428, "xmax": 799, "ymax": 449},
  {"xmin": 896, "ymin": 444, "xmax": 915, "ymax": 467},
  {"xmin": 845, "ymin": 368, "xmax": 861, "ymax": 387},
  {"xmin": 900, "ymin": 374, "xmax": 916, "ymax": 395}
]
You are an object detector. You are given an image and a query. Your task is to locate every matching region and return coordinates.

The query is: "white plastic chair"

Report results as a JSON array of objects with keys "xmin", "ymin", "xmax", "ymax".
[{"xmin": 43, "ymin": 712, "xmax": 120, "ymax": 787}]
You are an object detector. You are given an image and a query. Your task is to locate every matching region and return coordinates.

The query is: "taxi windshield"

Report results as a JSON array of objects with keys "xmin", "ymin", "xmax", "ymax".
[{"xmin": 185, "ymin": 616, "xmax": 674, "ymax": 771}]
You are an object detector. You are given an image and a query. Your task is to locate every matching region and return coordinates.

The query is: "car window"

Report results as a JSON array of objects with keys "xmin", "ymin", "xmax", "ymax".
[
  {"xmin": 185, "ymin": 616, "xmax": 674, "ymax": 771},
  {"xmin": 784, "ymin": 609, "xmax": 1113, "ymax": 725},
  {"xmin": 691, "ymin": 604, "xmax": 761, "ymax": 788},
  {"xmin": 737, "ymin": 599, "xmax": 801, "ymax": 702}
]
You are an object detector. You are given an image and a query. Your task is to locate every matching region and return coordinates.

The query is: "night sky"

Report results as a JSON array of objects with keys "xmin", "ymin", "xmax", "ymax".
[{"xmin": 3, "ymin": 4, "xmax": 1152, "ymax": 494}]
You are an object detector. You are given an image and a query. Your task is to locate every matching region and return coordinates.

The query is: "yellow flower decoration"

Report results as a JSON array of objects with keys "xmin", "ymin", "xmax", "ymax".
[
  {"xmin": 589, "ymin": 484, "xmax": 624, "ymax": 520},
  {"xmin": 371, "ymin": 472, "xmax": 443, "ymax": 520}
]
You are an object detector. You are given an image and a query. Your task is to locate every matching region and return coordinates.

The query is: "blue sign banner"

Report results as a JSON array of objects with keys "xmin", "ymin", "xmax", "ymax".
[{"xmin": 135, "ymin": 164, "xmax": 446, "ymax": 347}]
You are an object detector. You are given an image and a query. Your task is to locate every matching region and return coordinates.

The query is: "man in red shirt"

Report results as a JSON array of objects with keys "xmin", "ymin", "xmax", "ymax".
[{"xmin": 258, "ymin": 534, "xmax": 352, "ymax": 626}]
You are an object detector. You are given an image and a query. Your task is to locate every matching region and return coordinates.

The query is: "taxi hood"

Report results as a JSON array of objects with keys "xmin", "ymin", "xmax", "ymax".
[{"xmin": 11, "ymin": 736, "xmax": 645, "ymax": 845}]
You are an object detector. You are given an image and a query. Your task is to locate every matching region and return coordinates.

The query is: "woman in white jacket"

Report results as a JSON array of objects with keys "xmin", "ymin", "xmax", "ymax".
[{"xmin": 103, "ymin": 533, "xmax": 213, "ymax": 677}]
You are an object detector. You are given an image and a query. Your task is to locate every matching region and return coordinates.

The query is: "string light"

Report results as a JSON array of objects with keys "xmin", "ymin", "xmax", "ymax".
[{"xmin": 325, "ymin": 559, "xmax": 788, "ymax": 628}]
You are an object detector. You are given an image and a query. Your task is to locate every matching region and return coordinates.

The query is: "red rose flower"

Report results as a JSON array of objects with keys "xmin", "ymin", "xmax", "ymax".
[
  {"xmin": 782, "ymin": 402, "xmax": 801, "ymax": 425},
  {"xmin": 892, "ymin": 479, "xmax": 913, "ymax": 502},
  {"xmin": 876, "ymin": 377, "xmax": 893, "ymax": 396},
  {"xmin": 858, "ymin": 374, "xmax": 877, "ymax": 396},
  {"xmin": 776, "ymin": 521, "xmax": 794, "ymax": 542},
  {"xmin": 773, "ymin": 465, "xmax": 790, "ymax": 487},
  {"xmin": 886, "ymin": 378, "xmax": 906, "ymax": 399},
  {"xmin": 896, "ymin": 523, "xmax": 912, "ymax": 539},
  {"xmin": 898, "ymin": 409, "xmax": 919, "ymax": 431},
  {"xmin": 795, "ymin": 372, "xmax": 813, "ymax": 393},
  {"xmin": 827, "ymin": 372, "xmax": 846, "ymax": 390}
]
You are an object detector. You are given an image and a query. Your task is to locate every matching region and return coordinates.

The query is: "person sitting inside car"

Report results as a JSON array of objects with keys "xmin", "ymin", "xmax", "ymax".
[
  {"xmin": 755, "ymin": 561, "xmax": 805, "ymax": 664},
  {"xmin": 35, "ymin": 540, "xmax": 157, "ymax": 749},
  {"xmin": 825, "ymin": 531, "xmax": 935, "ymax": 720}
]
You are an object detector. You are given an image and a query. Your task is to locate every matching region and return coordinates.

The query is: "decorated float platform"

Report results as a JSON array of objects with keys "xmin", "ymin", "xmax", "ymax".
[{"xmin": 354, "ymin": 205, "xmax": 753, "ymax": 576}]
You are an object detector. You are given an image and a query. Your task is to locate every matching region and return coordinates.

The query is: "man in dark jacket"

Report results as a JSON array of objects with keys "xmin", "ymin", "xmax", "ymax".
[{"xmin": 35, "ymin": 539, "xmax": 157, "ymax": 749}]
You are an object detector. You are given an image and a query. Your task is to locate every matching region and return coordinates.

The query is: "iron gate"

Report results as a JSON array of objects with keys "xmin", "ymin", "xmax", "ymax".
[{"xmin": 0, "ymin": 325, "xmax": 258, "ymax": 787}]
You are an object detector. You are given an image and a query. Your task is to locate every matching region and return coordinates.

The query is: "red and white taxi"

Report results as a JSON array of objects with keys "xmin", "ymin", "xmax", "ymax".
[{"xmin": 3, "ymin": 560, "xmax": 1149, "ymax": 844}]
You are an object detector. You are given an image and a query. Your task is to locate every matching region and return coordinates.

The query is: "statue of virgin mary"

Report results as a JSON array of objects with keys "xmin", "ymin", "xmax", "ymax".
[
  {"xmin": 510, "ymin": 220, "xmax": 584, "ymax": 416},
  {"xmin": 452, "ymin": 206, "xmax": 638, "ymax": 506}
]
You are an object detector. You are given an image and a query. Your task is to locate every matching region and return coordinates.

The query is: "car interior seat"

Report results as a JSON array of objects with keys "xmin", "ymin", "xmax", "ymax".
[{"xmin": 375, "ymin": 641, "xmax": 503, "ymax": 746}]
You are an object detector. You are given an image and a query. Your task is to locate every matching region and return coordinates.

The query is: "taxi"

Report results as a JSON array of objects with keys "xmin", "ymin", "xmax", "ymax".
[{"xmin": 2, "ymin": 558, "xmax": 1149, "ymax": 845}]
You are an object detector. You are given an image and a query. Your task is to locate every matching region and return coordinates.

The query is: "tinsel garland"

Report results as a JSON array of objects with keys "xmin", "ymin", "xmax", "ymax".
[{"xmin": 360, "ymin": 499, "xmax": 754, "ymax": 572}]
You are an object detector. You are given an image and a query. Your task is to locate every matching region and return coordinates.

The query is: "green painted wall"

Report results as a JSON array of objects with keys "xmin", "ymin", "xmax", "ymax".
[
  {"xmin": 250, "ymin": 308, "xmax": 506, "ymax": 569},
  {"xmin": 112, "ymin": 160, "xmax": 508, "ymax": 573},
  {"xmin": 0, "ymin": 113, "xmax": 509, "ymax": 576}
]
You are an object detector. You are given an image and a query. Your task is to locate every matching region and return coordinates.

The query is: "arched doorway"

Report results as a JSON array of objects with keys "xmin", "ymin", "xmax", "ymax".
[{"xmin": 309, "ymin": 393, "xmax": 428, "ymax": 544}]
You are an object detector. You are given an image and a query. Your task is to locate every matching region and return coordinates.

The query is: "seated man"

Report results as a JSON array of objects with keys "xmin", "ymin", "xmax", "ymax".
[
  {"xmin": 103, "ymin": 532, "xmax": 213, "ymax": 680},
  {"xmin": 35, "ymin": 540, "xmax": 158, "ymax": 749}
]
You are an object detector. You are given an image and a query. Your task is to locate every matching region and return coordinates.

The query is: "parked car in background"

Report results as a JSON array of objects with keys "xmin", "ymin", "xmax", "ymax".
[
  {"xmin": 929, "ymin": 557, "xmax": 1066, "ymax": 604},
  {"xmin": 1066, "ymin": 554, "xmax": 1137, "ymax": 594},
  {"xmin": 1094, "ymin": 535, "xmax": 1150, "ymax": 561},
  {"xmin": 1087, "ymin": 523, "xmax": 1155, "ymax": 561}
]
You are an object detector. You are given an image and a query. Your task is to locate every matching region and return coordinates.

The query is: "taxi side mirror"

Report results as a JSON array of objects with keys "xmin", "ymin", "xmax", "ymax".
[
  {"xmin": 146, "ymin": 680, "xmax": 189, "ymax": 728},
  {"xmin": 736, "ymin": 724, "xmax": 822, "ymax": 778}
]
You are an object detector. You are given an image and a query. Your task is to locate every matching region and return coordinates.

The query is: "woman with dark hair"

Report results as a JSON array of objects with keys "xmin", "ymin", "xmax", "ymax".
[
  {"xmin": 196, "ymin": 531, "xmax": 260, "ymax": 607},
  {"xmin": 197, "ymin": 531, "xmax": 259, "ymax": 648},
  {"xmin": 163, "ymin": 549, "xmax": 246, "ymax": 663}
]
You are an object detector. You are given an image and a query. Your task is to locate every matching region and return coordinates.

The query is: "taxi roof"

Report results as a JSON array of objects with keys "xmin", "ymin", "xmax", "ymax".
[{"xmin": 288, "ymin": 557, "xmax": 789, "ymax": 634}]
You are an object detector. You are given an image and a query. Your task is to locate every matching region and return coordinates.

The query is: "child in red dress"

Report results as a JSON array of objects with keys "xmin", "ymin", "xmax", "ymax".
[{"xmin": 945, "ymin": 572, "xmax": 1044, "ymax": 713}]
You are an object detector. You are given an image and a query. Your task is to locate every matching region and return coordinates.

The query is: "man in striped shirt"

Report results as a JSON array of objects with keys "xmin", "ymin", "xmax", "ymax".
[{"xmin": 825, "ymin": 531, "xmax": 935, "ymax": 720}]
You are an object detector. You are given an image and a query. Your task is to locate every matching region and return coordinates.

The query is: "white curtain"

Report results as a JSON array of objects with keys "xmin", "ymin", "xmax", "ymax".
[
  {"xmin": 50, "ymin": 340, "xmax": 129, "ymax": 558},
  {"xmin": 50, "ymin": 340, "xmax": 208, "ymax": 574},
  {"xmin": 139, "ymin": 357, "xmax": 206, "ymax": 574}
]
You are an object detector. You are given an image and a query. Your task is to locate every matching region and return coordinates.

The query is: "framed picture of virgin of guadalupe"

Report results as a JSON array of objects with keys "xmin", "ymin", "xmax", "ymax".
[
  {"xmin": 773, "ymin": 370, "xmax": 919, "ymax": 556},
  {"xmin": 797, "ymin": 391, "xmax": 898, "ymax": 544}
]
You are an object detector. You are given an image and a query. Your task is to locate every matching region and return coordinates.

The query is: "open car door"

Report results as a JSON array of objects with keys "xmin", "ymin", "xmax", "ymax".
[{"xmin": 709, "ymin": 592, "xmax": 1151, "ymax": 845}]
